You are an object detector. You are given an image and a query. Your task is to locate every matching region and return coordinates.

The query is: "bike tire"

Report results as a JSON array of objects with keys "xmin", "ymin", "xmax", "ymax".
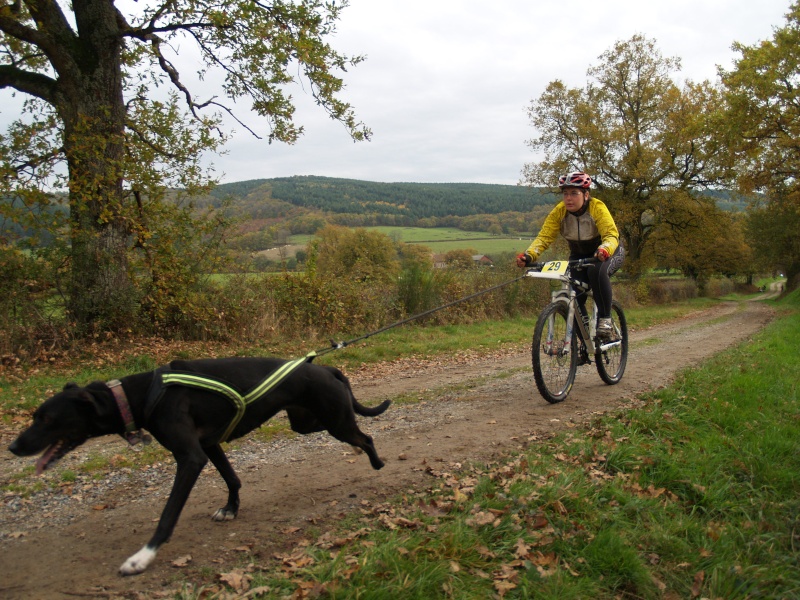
[
  {"xmin": 595, "ymin": 300, "xmax": 628, "ymax": 385},
  {"xmin": 532, "ymin": 301, "xmax": 577, "ymax": 403}
]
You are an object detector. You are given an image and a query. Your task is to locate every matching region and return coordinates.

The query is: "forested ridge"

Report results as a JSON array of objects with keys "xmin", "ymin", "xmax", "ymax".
[
  {"xmin": 206, "ymin": 175, "xmax": 749, "ymax": 220},
  {"xmin": 208, "ymin": 176, "xmax": 551, "ymax": 218}
]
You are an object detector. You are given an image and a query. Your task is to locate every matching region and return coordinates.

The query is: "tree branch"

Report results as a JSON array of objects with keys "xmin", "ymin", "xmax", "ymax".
[
  {"xmin": 0, "ymin": 8, "xmax": 42, "ymax": 46},
  {"xmin": 142, "ymin": 33, "xmax": 257, "ymax": 138},
  {"xmin": 0, "ymin": 64, "xmax": 56, "ymax": 102},
  {"xmin": 2, "ymin": 145, "xmax": 63, "ymax": 181},
  {"xmin": 125, "ymin": 117, "xmax": 182, "ymax": 161},
  {"xmin": 122, "ymin": 19, "xmax": 221, "ymax": 40},
  {"xmin": 13, "ymin": 0, "xmax": 78, "ymax": 61}
]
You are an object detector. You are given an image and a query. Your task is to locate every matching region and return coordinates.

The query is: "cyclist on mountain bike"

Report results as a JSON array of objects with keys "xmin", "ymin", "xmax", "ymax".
[{"xmin": 516, "ymin": 171, "xmax": 625, "ymax": 341}]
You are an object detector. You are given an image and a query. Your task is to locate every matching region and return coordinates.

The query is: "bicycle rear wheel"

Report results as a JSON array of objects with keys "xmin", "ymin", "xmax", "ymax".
[
  {"xmin": 532, "ymin": 301, "xmax": 577, "ymax": 403},
  {"xmin": 595, "ymin": 300, "xmax": 628, "ymax": 384}
]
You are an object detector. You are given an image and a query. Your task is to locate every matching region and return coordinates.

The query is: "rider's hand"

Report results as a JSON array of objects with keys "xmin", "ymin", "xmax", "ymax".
[
  {"xmin": 594, "ymin": 247, "xmax": 610, "ymax": 262},
  {"xmin": 516, "ymin": 253, "xmax": 531, "ymax": 268}
]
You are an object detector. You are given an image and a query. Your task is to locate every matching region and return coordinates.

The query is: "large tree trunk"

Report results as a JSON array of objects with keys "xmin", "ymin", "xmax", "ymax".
[
  {"xmin": 58, "ymin": 0, "xmax": 134, "ymax": 330},
  {"xmin": 605, "ymin": 194, "xmax": 650, "ymax": 279}
]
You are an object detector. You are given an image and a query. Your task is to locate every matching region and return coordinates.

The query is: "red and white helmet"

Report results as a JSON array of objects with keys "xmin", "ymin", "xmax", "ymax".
[{"xmin": 558, "ymin": 171, "xmax": 592, "ymax": 189}]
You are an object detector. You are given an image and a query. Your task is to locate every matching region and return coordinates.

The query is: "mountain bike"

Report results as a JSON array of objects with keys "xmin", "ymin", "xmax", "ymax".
[{"xmin": 525, "ymin": 258, "xmax": 628, "ymax": 403}]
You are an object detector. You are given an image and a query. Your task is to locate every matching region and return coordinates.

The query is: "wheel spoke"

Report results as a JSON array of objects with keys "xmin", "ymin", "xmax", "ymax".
[
  {"xmin": 595, "ymin": 301, "xmax": 628, "ymax": 385},
  {"xmin": 532, "ymin": 302, "xmax": 576, "ymax": 403}
]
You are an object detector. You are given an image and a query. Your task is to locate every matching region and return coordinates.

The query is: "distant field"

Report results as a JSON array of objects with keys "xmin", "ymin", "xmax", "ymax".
[
  {"xmin": 420, "ymin": 237, "xmax": 531, "ymax": 255},
  {"xmin": 288, "ymin": 227, "xmax": 532, "ymax": 257},
  {"xmin": 363, "ymin": 226, "xmax": 509, "ymax": 243}
]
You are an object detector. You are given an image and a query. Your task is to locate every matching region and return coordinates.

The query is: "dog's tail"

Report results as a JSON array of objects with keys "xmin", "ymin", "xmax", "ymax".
[
  {"xmin": 328, "ymin": 367, "xmax": 391, "ymax": 417},
  {"xmin": 355, "ymin": 398, "xmax": 391, "ymax": 417}
]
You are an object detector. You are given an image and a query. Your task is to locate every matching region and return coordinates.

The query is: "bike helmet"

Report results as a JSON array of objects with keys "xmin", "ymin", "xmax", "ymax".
[{"xmin": 558, "ymin": 171, "xmax": 592, "ymax": 189}]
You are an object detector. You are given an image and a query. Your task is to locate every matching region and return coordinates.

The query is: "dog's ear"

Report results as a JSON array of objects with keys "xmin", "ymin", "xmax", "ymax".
[
  {"xmin": 64, "ymin": 383, "xmax": 80, "ymax": 390},
  {"xmin": 75, "ymin": 389, "xmax": 113, "ymax": 418}
]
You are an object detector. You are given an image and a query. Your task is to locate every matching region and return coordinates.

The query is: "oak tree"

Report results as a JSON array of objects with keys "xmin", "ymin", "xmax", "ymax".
[
  {"xmin": 0, "ymin": 0, "xmax": 369, "ymax": 330},
  {"xmin": 721, "ymin": 2, "xmax": 800, "ymax": 289},
  {"xmin": 523, "ymin": 35, "xmax": 733, "ymax": 277},
  {"xmin": 649, "ymin": 192, "xmax": 752, "ymax": 293}
]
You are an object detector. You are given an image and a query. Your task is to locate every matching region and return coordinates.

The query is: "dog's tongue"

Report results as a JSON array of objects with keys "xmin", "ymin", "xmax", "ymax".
[{"xmin": 35, "ymin": 443, "xmax": 60, "ymax": 475}]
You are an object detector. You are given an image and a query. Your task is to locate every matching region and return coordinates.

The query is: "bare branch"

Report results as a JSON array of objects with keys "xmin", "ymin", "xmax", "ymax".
[{"xmin": 125, "ymin": 118, "xmax": 182, "ymax": 161}]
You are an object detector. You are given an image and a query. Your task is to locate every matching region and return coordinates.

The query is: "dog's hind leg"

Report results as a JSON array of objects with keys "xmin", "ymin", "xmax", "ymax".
[
  {"xmin": 205, "ymin": 444, "xmax": 241, "ymax": 521},
  {"xmin": 119, "ymin": 445, "xmax": 208, "ymax": 575},
  {"xmin": 352, "ymin": 432, "xmax": 384, "ymax": 470},
  {"xmin": 328, "ymin": 426, "xmax": 385, "ymax": 470}
]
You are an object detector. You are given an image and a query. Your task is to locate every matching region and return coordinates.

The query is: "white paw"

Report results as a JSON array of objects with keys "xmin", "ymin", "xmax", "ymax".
[
  {"xmin": 119, "ymin": 545, "xmax": 157, "ymax": 576},
  {"xmin": 212, "ymin": 508, "xmax": 236, "ymax": 521}
]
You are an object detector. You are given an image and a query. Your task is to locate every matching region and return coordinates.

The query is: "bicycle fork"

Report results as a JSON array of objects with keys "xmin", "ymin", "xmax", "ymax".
[{"xmin": 544, "ymin": 286, "xmax": 621, "ymax": 358}]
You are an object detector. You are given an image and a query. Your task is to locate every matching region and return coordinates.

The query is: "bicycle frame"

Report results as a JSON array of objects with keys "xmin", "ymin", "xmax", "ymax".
[
  {"xmin": 526, "ymin": 258, "xmax": 628, "ymax": 403},
  {"xmin": 526, "ymin": 260, "xmax": 621, "ymax": 356}
]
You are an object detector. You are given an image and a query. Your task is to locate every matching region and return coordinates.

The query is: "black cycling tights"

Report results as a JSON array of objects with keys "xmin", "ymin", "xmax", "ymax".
[{"xmin": 572, "ymin": 246, "xmax": 625, "ymax": 319}]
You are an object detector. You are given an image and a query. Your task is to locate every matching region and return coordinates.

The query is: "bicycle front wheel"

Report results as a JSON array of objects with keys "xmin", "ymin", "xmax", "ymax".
[
  {"xmin": 595, "ymin": 300, "xmax": 628, "ymax": 385},
  {"xmin": 532, "ymin": 301, "xmax": 577, "ymax": 403}
]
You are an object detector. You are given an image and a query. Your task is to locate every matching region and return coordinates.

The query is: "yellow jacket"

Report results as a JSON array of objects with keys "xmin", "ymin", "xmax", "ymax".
[{"xmin": 525, "ymin": 197, "xmax": 619, "ymax": 261}]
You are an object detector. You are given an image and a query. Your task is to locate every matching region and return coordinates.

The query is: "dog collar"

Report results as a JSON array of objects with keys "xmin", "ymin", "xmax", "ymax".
[{"xmin": 107, "ymin": 379, "xmax": 151, "ymax": 447}]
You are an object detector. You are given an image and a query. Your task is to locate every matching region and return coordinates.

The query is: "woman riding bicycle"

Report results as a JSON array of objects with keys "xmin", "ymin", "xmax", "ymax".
[{"xmin": 516, "ymin": 171, "xmax": 625, "ymax": 340}]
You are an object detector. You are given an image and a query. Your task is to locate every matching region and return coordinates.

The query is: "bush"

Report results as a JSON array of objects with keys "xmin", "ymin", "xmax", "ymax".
[
  {"xmin": 397, "ymin": 264, "xmax": 447, "ymax": 317},
  {"xmin": 177, "ymin": 263, "xmax": 550, "ymax": 348},
  {"xmin": 0, "ymin": 246, "xmax": 70, "ymax": 359},
  {"xmin": 646, "ymin": 278, "xmax": 698, "ymax": 304},
  {"xmin": 704, "ymin": 277, "xmax": 735, "ymax": 298}
]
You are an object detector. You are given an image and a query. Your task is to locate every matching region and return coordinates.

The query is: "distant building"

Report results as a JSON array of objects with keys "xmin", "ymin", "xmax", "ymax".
[
  {"xmin": 472, "ymin": 255, "xmax": 493, "ymax": 266},
  {"xmin": 431, "ymin": 253, "xmax": 494, "ymax": 268},
  {"xmin": 432, "ymin": 253, "xmax": 448, "ymax": 269}
]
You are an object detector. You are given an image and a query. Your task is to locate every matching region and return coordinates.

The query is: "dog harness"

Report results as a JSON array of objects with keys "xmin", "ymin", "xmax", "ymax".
[{"xmin": 148, "ymin": 353, "xmax": 317, "ymax": 444}]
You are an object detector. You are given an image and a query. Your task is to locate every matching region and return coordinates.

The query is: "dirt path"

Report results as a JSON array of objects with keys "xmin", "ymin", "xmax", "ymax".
[{"xmin": 0, "ymin": 299, "xmax": 775, "ymax": 599}]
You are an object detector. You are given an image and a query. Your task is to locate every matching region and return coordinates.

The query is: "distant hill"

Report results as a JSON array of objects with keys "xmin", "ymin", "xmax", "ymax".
[
  {"xmin": 208, "ymin": 176, "xmax": 552, "ymax": 219},
  {"xmin": 198, "ymin": 176, "xmax": 754, "ymax": 254},
  {"xmin": 701, "ymin": 189, "xmax": 753, "ymax": 212},
  {"xmin": 207, "ymin": 176, "xmax": 750, "ymax": 219}
]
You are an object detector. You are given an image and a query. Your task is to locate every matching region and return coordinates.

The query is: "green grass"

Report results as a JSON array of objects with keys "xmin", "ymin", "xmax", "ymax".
[
  {"xmin": 622, "ymin": 297, "xmax": 718, "ymax": 329},
  {"xmin": 200, "ymin": 291, "xmax": 800, "ymax": 599},
  {"xmin": 422, "ymin": 238, "xmax": 528, "ymax": 255},
  {"xmin": 290, "ymin": 227, "xmax": 531, "ymax": 257},
  {"xmin": 293, "ymin": 227, "xmax": 527, "ymax": 244},
  {"xmin": 314, "ymin": 317, "xmax": 536, "ymax": 369},
  {"xmin": 365, "ymin": 225, "xmax": 532, "ymax": 255}
]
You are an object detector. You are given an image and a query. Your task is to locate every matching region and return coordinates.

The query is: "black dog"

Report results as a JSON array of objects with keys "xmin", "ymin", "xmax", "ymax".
[{"xmin": 8, "ymin": 357, "xmax": 389, "ymax": 575}]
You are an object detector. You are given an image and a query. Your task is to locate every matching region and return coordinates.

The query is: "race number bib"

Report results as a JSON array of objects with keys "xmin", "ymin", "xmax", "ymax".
[{"xmin": 541, "ymin": 261, "xmax": 567, "ymax": 275}]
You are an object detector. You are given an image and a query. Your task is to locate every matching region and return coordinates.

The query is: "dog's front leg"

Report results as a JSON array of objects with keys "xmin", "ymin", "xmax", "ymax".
[
  {"xmin": 205, "ymin": 444, "xmax": 241, "ymax": 521},
  {"xmin": 119, "ymin": 450, "xmax": 207, "ymax": 575}
]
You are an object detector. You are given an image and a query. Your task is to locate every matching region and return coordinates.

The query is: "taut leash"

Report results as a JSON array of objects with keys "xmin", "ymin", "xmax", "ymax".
[{"xmin": 314, "ymin": 273, "xmax": 529, "ymax": 357}]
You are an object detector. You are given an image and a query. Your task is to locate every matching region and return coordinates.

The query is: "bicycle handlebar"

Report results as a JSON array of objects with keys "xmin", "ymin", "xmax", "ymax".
[{"xmin": 527, "ymin": 257, "xmax": 600, "ymax": 271}]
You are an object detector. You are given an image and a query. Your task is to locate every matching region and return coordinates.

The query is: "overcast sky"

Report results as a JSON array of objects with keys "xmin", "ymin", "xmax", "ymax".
[
  {"xmin": 209, "ymin": 0, "xmax": 791, "ymax": 186},
  {"xmin": 2, "ymin": 1, "xmax": 792, "ymax": 187}
]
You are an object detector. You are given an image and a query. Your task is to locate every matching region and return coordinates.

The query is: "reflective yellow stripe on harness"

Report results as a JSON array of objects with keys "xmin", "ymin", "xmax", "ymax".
[{"xmin": 161, "ymin": 354, "xmax": 313, "ymax": 443}]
